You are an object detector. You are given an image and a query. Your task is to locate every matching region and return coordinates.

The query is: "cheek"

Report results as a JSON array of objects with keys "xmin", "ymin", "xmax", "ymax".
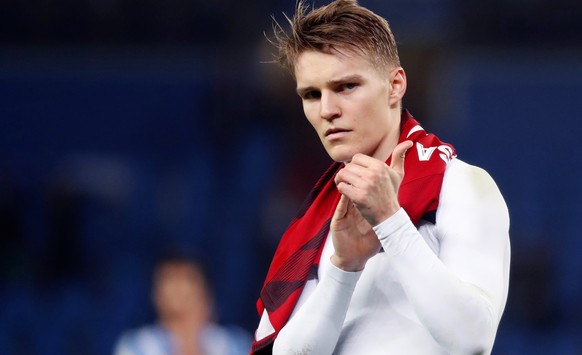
[
  {"xmin": 361, "ymin": 100, "xmax": 386, "ymax": 128},
  {"xmin": 303, "ymin": 106, "xmax": 321, "ymax": 131}
]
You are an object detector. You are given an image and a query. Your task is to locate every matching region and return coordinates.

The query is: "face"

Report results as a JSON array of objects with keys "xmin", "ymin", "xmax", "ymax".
[
  {"xmin": 294, "ymin": 50, "xmax": 404, "ymax": 162},
  {"xmin": 153, "ymin": 263, "xmax": 210, "ymax": 322}
]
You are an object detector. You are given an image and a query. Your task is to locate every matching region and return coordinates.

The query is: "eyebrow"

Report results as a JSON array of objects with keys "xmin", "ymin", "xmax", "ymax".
[{"xmin": 296, "ymin": 74, "xmax": 364, "ymax": 96}]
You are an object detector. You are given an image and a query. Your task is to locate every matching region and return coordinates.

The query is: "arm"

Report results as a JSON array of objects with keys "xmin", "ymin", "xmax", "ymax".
[
  {"xmin": 375, "ymin": 160, "xmax": 510, "ymax": 354},
  {"xmin": 272, "ymin": 263, "xmax": 362, "ymax": 354},
  {"xmin": 273, "ymin": 193, "xmax": 370, "ymax": 354}
]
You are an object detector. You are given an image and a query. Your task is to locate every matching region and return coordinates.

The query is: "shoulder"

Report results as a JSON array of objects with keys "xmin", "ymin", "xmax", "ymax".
[
  {"xmin": 438, "ymin": 158, "xmax": 509, "ymax": 235},
  {"xmin": 201, "ymin": 324, "xmax": 253, "ymax": 354},
  {"xmin": 114, "ymin": 325, "xmax": 168, "ymax": 354},
  {"xmin": 442, "ymin": 159, "xmax": 507, "ymax": 207},
  {"xmin": 123, "ymin": 324, "xmax": 165, "ymax": 339}
]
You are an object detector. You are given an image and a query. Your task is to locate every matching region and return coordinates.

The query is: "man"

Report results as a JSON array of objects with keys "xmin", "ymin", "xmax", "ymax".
[
  {"xmin": 114, "ymin": 256, "xmax": 251, "ymax": 355},
  {"xmin": 251, "ymin": 0, "xmax": 510, "ymax": 354}
]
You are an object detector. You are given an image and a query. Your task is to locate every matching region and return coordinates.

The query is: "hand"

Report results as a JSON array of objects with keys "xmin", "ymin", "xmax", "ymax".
[
  {"xmin": 330, "ymin": 194, "xmax": 380, "ymax": 271},
  {"xmin": 334, "ymin": 140, "xmax": 413, "ymax": 226}
]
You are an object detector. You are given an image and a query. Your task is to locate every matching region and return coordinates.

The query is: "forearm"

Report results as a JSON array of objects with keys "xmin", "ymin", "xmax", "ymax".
[
  {"xmin": 273, "ymin": 265, "xmax": 361, "ymax": 355},
  {"xmin": 375, "ymin": 209, "xmax": 498, "ymax": 354}
]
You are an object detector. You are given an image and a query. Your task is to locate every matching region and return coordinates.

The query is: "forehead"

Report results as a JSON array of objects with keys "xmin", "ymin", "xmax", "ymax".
[
  {"xmin": 294, "ymin": 50, "xmax": 378, "ymax": 84},
  {"xmin": 155, "ymin": 263, "xmax": 201, "ymax": 281}
]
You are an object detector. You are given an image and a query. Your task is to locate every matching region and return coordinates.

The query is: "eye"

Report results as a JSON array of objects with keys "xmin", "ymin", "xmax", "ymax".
[
  {"xmin": 303, "ymin": 90, "xmax": 321, "ymax": 100},
  {"xmin": 340, "ymin": 83, "xmax": 358, "ymax": 91}
]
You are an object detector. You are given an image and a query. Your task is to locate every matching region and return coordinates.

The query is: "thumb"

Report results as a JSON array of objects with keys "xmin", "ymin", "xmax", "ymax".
[
  {"xmin": 333, "ymin": 194, "xmax": 350, "ymax": 221},
  {"xmin": 389, "ymin": 140, "xmax": 414, "ymax": 176}
]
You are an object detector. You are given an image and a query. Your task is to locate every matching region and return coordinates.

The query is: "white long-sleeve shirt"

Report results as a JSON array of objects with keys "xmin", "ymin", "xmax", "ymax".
[{"xmin": 256, "ymin": 158, "xmax": 510, "ymax": 355}]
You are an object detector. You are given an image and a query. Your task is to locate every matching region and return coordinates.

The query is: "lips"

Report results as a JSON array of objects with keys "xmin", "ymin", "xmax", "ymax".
[{"xmin": 324, "ymin": 127, "xmax": 350, "ymax": 138}]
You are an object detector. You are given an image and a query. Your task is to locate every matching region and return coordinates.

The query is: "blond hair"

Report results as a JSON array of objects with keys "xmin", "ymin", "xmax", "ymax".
[{"xmin": 270, "ymin": 0, "xmax": 400, "ymax": 76}]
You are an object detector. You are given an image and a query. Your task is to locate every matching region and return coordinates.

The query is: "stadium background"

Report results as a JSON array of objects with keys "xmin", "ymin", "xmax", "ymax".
[{"xmin": 0, "ymin": 0, "xmax": 581, "ymax": 353}]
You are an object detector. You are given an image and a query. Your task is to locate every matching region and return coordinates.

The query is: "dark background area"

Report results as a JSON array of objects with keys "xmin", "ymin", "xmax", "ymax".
[{"xmin": 0, "ymin": 0, "xmax": 581, "ymax": 354}]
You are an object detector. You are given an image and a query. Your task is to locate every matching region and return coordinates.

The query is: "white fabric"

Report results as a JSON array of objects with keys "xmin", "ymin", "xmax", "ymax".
[
  {"xmin": 114, "ymin": 323, "xmax": 252, "ymax": 355},
  {"xmin": 255, "ymin": 309, "xmax": 276, "ymax": 340},
  {"xmin": 269, "ymin": 158, "xmax": 510, "ymax": 355}
]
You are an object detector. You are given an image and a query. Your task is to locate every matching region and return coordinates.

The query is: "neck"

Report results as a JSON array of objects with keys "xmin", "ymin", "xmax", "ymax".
[
  {"xmin": 162, "ymin": 316, "xmax": 207, "ymax": 355},
  {"xmin": 161, "ymin": 314, "xmax": 206, "ymax": 336},
  {"xmin": 372, "ymin": 110, "xmax": 402, "ymax": 162}
]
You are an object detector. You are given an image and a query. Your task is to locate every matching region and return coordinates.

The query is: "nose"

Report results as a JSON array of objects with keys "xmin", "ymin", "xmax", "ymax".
[{"xmin": 320, "ymin": 91, "xmax": 341, "ymax": 121}]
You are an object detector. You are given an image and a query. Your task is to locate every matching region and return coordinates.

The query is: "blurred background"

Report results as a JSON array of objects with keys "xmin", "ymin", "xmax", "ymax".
[{"xmin": 0, "ymin": 0, "xmax": 581, "ymax": 354}]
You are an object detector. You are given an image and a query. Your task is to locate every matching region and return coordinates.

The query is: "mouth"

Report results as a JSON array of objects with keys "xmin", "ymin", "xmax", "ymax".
[{"xmin": 324, "ymin": 127, "xmax": 351, "ymax": 140}]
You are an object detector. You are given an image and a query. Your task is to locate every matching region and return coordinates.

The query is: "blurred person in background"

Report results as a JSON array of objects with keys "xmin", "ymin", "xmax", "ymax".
[
  {"xmin": 251, "ymin": 0, "xmax": 511, "ymax": 354},
  {"xmin": 114, "ymin": 255, "xmax": 251, "ymax": 355}
]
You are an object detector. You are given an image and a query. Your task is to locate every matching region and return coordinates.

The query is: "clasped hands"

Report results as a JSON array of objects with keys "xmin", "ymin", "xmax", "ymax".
[{"xmin": 330, "ymin": 141, "xmax": 413, "ymax": 271}]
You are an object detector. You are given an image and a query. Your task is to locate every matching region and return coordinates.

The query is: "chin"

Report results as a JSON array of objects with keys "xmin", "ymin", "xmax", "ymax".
[{"xmin": 327, "ymin": 148, "xmax": 354, "ymax": 163}]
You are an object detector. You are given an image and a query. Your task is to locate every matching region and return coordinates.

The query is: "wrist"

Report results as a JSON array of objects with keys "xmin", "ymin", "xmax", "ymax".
[
  {"xmin": 330, "ymin": 254, "xmax": 366, "ymax": 272},
  {"xmin": 370, "ymin": 202, "xmax": 401, "ymax": 227}
]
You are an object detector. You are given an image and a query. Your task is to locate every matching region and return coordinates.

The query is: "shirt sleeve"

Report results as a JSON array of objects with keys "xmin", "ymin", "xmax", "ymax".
[
  {"xmin": 272, "ymin": 263, "xmax": 362, "ymax": 354},
  {"xmin": 373, "ymin": 159, "xmax": 510, "ymax": 354},
  {"xmin": 112, "ymin": 333, "xmax": 135, "ymax": 355}
]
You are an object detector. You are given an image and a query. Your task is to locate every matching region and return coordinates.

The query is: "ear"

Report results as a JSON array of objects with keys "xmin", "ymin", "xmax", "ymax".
[{"xmin": 388, "ymin": 67, "xmax": 407, "ymax": 107}]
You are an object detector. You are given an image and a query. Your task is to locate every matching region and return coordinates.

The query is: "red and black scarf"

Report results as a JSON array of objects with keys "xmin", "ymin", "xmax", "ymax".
[{"xmin": 251, "ymin": 111, "xmax": 456, "ymax": 353}]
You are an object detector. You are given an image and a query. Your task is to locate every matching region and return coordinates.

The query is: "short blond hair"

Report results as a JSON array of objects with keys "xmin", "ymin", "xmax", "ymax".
[{"xmin": 270, "ymin": 0, "xmax": 400, "ymax": 76}]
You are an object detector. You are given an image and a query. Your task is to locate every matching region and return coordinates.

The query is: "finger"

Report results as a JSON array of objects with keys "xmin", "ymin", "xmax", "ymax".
[
  {"xmin": 334, "ymin": 167, "xmax": 365, "ymax": 188},
  {"xmin": 389, "ymin": 140, "xmax": 413, "ymax": 175},
  {"xmin": 349, "ymin": 153, "xmax": 377, "ymax": 168},
  {"xmin": 333, "ymin": 194, "xmax": 350, "ymax": 220},
  {"xmin": 336, "ymin": 181, "xmax": 356, "ymax": 201}
]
